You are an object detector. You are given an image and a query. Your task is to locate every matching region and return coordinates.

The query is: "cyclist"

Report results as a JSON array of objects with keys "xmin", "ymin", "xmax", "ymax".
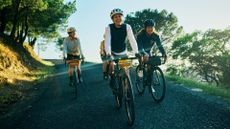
[
  {"xmin": 136, "ymin": 19, "xmax": 167, "ymax": 84},
  {"xmin": 63, "ymin": 27, "xmax": 85, "ymax": 85},
  {"xmin": 104, "ymin": 8, "xmax": 139, "ymax": 90},
  {"xmin": 100, "ymin": 34, "xmax": 109, "ymax": 79}
]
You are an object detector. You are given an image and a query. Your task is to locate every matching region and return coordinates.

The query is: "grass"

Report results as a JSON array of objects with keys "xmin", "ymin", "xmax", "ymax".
[
  {"xmin": 166, "ymin": 74, "xmax": 230, "ymax": 100},
  {"xmin": 0, "ymin": 39, "xmax": 55, "ymax": 108}
]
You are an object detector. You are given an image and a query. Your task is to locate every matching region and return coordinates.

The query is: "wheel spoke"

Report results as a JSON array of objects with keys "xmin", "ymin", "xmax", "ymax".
[{"xmin": 150, "ymin": 67, "xmax": 166, "ymax": 102}]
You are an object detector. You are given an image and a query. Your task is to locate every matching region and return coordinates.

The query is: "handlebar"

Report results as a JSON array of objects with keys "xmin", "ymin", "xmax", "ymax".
[
  {"xmin": 106, "ymin": 55, "xmax": 138, "ymax": 62},
  {"xmin": 64, "ymin": 57, "xmax": 85, "ymax": 66}
]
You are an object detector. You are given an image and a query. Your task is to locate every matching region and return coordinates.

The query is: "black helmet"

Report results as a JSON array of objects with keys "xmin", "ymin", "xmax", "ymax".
[{"xmin": 144, "ymin": 19, "xmax": 155, "ymax": 27}]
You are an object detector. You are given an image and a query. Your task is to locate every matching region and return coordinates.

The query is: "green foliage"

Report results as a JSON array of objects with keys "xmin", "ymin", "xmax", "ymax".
[
  {"xmin": 56, "ymin": 37, "xmax": 65, "ymax": 51},
  {"xmin": 166, "ymin": 75, "xmax": 230, "ymax": 100},
  {"xmin": 0, "ymin": 0, "xmax": 12, "ymax": 9},
  {"xmin": 0, "ymin": 0, "xmax": 76, "ymax": 46},
  {"xmin": 170, "ymin": 27, "xmax": 230, "ymax": 87},
  {"xmin": 29, "ymin": 0, "xmax": 76, "ymax": 39}
]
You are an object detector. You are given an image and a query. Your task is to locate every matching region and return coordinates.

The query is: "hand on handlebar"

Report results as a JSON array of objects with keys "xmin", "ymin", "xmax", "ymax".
[
  {"xmin": 63, "ymin": 57, "xmax": 66, "ymax": 62},
  {"xmin": 81, "ymin": 56, "xmax": 85, "ymax": 63},
  {"xmin": 135, "ymin": 53, "xmax": 142, "ymax": 58}
]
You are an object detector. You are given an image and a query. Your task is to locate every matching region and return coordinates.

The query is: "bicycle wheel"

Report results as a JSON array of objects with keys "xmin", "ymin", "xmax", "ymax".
[
  {"xmin": 73, "ymin": 68, "xmax": 78, "ymax": 99},
  {"xmin": 123, "ymin": 76, "xmax": 135, "ymax": 126},
  {"xmin": 114, "ymin": 76, "xmax": 122, "ymax": 109},
  {"xmin": 149, "ymin": 67, "xmax": 166, "ymax": 103},
  {"xmin": 135, "ymin": 65, "xmax": 145, "ymax": 95}
]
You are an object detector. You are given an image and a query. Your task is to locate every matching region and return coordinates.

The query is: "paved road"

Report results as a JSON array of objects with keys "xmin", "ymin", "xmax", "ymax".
[{"xmin": 1, "ymin": 62, "xmax": 230, "ymax": 129}]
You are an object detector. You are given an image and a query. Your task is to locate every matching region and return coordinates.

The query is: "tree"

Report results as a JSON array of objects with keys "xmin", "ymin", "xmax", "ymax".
[
  {"xmin": 0, "ymin": 0, "xmax": 76, "ymax": 47},
  {"xmin": 171, "ymin": 27, "xmax": 230, "ymax": 87},
  {"xmin": 0, "ymin": 0, "xmax": 12, "ymax": 33},
  {"xmin": 0, "ymin": 0, "xmax": 11, "ymax": 9},
  {"xmin": 28, "ymin": 0, "xmax": 76, "ymax": 45}
]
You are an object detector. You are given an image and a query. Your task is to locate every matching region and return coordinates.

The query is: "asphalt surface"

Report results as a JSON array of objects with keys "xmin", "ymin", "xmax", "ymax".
[{"xmin": 1, "ymin": 61, "xmax": 230, "ymax": 129}]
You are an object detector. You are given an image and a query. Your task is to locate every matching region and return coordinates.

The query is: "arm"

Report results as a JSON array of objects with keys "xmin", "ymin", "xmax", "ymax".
[
  {"xmin": 100, "ymin": 40, "xmax": 105, "ymax": 55},
  {"xmin": 63, "ymin": 38, "xmax": 67, "ymax": 58},
  {"xmin": 78, "ymin": 38, "xmax": 84, "ymax": 58},
  {"xmin": 126, "ymin": 24, "xmax": 138, "ymax": 54},
  {"xmin": 155, "ymin": 35, "xmax": 166, "ymax": 56},
  {"xmin": 136, "ymin": 34, "xmax": 144, "ymax": 53},
  {"xmin": 104, "ymin": 26, "xmax": 111, "ymax": 55}
]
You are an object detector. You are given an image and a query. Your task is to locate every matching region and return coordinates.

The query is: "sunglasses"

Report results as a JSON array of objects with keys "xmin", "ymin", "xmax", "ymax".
[{"xmin": 68, "ymin": 32, "xmax": 73, "ymax": 34}]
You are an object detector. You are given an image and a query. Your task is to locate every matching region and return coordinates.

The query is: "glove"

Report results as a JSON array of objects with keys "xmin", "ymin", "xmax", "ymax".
[{"xmin": 81, "ymin": 56, "xmax": 85, "ymax": 62}]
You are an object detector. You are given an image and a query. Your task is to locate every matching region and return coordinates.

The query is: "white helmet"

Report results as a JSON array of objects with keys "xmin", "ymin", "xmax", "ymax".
[
  {"xmin": 67, "ymin": 27, "xmax": 76, "ymax": 33},
  {"xmin": 110, "ymin": 8, "xmax": 123, "ymax": 18}
]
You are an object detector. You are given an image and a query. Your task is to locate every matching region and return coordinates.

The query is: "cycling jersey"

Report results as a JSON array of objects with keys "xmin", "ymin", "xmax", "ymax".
[
  {"xmin": 137, "ymin": 29, "xmax": 166, "ymax": 55},
  {"xmin": 63, "ymin": 37, "xmax": 83, "ymax": 57},
  {"xmin": 104, "ymin": 23, "xmax": 138, "ymax": 55}
]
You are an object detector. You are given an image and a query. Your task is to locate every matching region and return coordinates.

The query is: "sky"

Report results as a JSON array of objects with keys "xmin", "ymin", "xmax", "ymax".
[{"xmin": 35, "ymin": 0, "xmax": 230, "ymax": 62}]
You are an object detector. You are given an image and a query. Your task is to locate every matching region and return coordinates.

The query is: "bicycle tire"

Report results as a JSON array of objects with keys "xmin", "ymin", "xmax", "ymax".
[
  {"xmin": 124, "ymin": 75, "xmax": 135, "ymax": 126},
  {"xmin": 135, "ymin": 65, "xmax": 145, "ymax": 95},
  {"xmin": 114, "ymin": 75, "xmax": 122, "ymax": 109},
  {"xmin": 149, "ymin": 67, "xmax": 166, "ymax": 103},
  {"xmin": 73, "ymin": 68, "xmax": 78, "ymax": 99}
]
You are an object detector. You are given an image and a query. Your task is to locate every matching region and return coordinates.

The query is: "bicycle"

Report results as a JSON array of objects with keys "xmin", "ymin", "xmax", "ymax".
[
  {"xmin": 108, "ymin": 55, "xmax": 138, "ymax": 126},
  {"xmin": 135, "ymin": 56, "xmax": 166, "ymax": 103},
  {"xmin": 65, "ymin": 58, "xmax": 84, "ymax": 99}
]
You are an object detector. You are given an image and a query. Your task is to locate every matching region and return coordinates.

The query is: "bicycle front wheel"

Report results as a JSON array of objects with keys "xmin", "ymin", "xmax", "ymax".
[
  {"xmin": 114, "ymin": 76, "xmax": 122, "ymax": 109},
  {"xmin": 135, "ymin": 65, "xmax": 145, "ymax": 95},
  {"xmin": 149, "ymin": 67, "xmax": 166, "ymax": 103},
  {"xmin": 123, "ymin": 76, "xmax": 135, "ymax": 126},
  {"xmin": 73, "ymin": 69, "xmax": 78, "ymax": 99}
]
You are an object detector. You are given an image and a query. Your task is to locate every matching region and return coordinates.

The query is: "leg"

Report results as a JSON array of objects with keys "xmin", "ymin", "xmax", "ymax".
[
  {"xmin": 109, "ymin": 61, "xmax": 116, "ymax": 91},
  {"xmin": 68, "ymin": 63, "xmax": 74, "ymax": 86},
  {"xmin": 109, "ymin": 61, "xmax": 114, "ymax": 75},
  {"xmin": 146, "ymin": 64, "xmax": 153, "ymax": 86},
  {"xmin": 76, "ymin": 61, "xmax": 83, "ymax": 83},
  {"xmin": 102, "ymin": 62, "xmax": 108, "ymax": 79}
]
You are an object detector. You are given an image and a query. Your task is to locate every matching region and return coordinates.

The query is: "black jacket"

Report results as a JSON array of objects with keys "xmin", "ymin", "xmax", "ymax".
[{"xmin": 136, "ymin": 29, "xmax": 166, "ymax": 55}]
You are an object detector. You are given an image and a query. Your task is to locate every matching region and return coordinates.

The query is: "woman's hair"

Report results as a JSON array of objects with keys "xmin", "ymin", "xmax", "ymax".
[{"xmin": 137, "ymin": 27, "xmax": 159, "ymax": 36}]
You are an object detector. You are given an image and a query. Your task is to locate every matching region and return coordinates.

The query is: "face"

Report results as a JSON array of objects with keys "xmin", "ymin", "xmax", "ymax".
[
  {"xmin": 68, "ymin": 31, "xmax": 75, "ymax": 38},
  {"xmin": 145, "ymin": 26, "xmax": 154, "ymax": 35},
  {"xmin": 112, "ymin": 14, "xmax": 123, "ymax": 25}
]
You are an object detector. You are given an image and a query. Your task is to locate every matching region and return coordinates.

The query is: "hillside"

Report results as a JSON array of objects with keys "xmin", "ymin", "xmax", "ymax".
[{"xmin": 0, "ymin": 35, "xmax": 54, "ymax": 112}]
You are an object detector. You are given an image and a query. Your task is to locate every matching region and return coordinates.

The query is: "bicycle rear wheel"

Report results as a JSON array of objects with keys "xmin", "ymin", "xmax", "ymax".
[
  {"xmin": 135, "ymin": 65, "xmax": 145, "ymax": 95},
  {"xmin": 123, "ymin": 76, "xmax": 135, "ymax": 126},
  {"xmin": 149, "ymin": 67, "xmax": 166, "ymax": 103}
]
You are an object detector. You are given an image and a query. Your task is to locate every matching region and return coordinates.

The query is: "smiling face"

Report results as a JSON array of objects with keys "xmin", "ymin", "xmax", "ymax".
[
  {"xmin": 145, "ymin": 26, "xmax": 154, "ymax": 35},
  {"xmin": 112, "ymin": 14, "xmax": 123, "ymax": 26}
]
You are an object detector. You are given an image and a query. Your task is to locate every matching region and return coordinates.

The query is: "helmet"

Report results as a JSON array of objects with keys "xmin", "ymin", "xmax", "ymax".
[
  {"xmin": 110, "ymin": 8, "xmax": 123, "ymax": 18},
  {"xmin": 67, "ymin": 27, "xmax": 76, "ymax": 33},
  {"xmin": 144, "ymin": 19, "xmax": 155, "ymax": 27}
]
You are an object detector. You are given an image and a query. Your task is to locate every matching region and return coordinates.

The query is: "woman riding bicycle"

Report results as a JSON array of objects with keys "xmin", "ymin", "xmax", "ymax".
[
  {"xmin": 136, "ymin": 19, "xmax": 167, "ymax": 84},
  {"xmin": 63, "ymin": 27, "xmax": 85, "ymax": 86},
  {"xmin": 104, "ymin": 8, "xmax": 139, "ymax": 90}
]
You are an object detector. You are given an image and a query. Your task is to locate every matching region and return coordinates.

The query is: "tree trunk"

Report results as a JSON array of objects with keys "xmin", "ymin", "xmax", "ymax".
[
  {"xmin": 21, "ymin": 13, "xmax": 29, "ymax": 43},
  {"xmin": 19, "ymin": 23, "xmax": 24, "ymax": 44},
  {"xmin": 0, "ymin": 8, "xmax": 7, "ymax": 34},
  {"xmin": 29, "ymin": 37, "xmax": 37, "ymax": 48},
  {"xmin": 10, "ymin": 0, "xmax": 21, "ymax": 38}
]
